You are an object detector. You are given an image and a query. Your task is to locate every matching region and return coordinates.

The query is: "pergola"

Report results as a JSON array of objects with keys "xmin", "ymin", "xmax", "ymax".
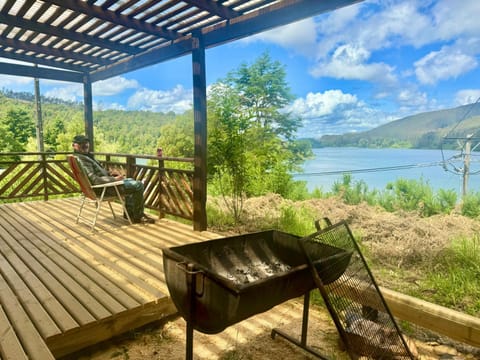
[{"xmin": 0, "ymin": 0, "xmax": 362, "ymax": 230}]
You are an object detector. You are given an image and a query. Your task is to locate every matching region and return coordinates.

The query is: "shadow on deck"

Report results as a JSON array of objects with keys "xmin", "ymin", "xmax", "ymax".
[{"xmin": 0, "ymin": 198, "xmax": 219, "ymax": 358}]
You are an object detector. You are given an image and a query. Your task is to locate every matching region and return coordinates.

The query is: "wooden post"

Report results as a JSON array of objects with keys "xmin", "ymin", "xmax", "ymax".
[
  {"xmin": 191, "ymin": 33, "xmax": 207, "ymax": 231},
  {"xmin": 157, "ymin": 148, "xmax": 165, "ymax": 219},
  {"xmin": 462, "ymin": 135, "xmax": 472, "ymax": 197},
  {"xmin": 34, "ymin": 65, "xmax": 44, "ymax": 156},
  {"xmin": 83, "ymin": 75, "xmax": 94, "ymax": 152}
]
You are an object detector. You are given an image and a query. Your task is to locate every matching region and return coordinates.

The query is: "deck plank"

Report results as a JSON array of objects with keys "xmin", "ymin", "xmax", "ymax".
[
  {"xmin": 0, "ymin": 206, "xmax": 99, "ymax": 325},
  {"xmin": 0, "ymin": 304, "xmax": 28, "ymax": 360},
  {"xmin": 0, "ymin": 274, "xmax": 55, "ymax": 360},
  {"xmin": 0, "ymin": 198, "xmax": 215, "ymax": 358}
]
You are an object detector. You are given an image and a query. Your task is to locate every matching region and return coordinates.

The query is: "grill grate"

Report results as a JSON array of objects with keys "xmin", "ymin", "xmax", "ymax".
[{"xmin": 299, "ymin": 219, "xmax": 416, "ymax": 359}]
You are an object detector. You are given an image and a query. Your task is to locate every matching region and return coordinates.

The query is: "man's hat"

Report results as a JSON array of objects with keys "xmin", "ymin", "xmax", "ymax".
[{"xmin": 73, "ymin": 134, "xmax": 89, "ymax": 143}]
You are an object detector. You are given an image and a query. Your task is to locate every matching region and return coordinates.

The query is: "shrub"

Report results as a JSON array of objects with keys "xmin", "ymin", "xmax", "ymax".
[
  {"xmin": 461, "ymin": 192, "xmax": 480, "ymax": 218},
  {"xmin": 273, "ymin": 205, "xmax": 317, "ymax": 236},
  {"xmin": 377, "ymin": 177, "xmax": 455, "ymax": 216},
  {"xmin": 331, "ymin": 173, "xmax": 377, "ymax": 205}
]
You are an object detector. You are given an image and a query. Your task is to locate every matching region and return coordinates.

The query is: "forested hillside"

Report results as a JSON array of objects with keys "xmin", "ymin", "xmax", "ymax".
[
  {"xmin": 0, "ymin": 90, "xmax": 175, "ymax": 155},
  {"xmin": 313, "ymin": 103, "xmax": 480, "ymax": 149}
]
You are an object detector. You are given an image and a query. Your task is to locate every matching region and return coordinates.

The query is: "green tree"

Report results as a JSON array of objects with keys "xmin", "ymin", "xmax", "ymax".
[
  {"xmin": 1, "ymin": 109, "xmax": 35, "ymax": 152},
  {"xmin": 225, "ymin": 52, "xmax": 300, "ymax": 140},
  {"xmin": 208, "ymin": 52, "xmax": 312, "ymax": 207},
  {"xmin": 208, "ymin": 83, "xmax": 249, "ymax": 221},
  {"xmin": 157, "ymin": 110, "xmax": 194, "ymax": 158}
]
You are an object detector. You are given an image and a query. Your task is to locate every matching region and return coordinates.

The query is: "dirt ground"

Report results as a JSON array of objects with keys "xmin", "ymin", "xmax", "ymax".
[{"xmin": 64, "ymin": 195, "xmax": 480, "ymax": 360}]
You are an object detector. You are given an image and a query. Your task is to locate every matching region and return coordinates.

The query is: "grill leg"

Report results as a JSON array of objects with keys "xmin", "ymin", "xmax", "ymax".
[
  {"xmin": 186, "ymin": 263, "xmax": 196, "ymax": 360},
  {"xmin": 271, "ymin": 291, "xmax": 329, "ymax": 359}
]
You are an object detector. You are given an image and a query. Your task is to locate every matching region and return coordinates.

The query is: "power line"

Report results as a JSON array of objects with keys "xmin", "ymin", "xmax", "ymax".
[{"xmin": 294, "ymin": 160, "xmax": 446, "ymax": 177}]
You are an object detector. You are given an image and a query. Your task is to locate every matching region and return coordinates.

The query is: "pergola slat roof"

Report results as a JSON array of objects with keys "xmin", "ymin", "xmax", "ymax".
[
  {"xmin": 0, "ymin": 0, "xmax": 362, "ymax": 82},
  {"xmin": 0, "ymin": 0, "xmax": 362, "ymax": 231}
]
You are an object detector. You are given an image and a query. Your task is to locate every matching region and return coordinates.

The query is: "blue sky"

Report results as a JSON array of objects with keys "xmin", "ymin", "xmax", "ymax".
[{"xmin": 1, "ymin": 0, "xmax": 480, "ymax": 138}]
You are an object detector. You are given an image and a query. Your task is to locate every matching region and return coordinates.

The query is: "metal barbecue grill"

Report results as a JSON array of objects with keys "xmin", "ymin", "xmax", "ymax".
[{"xmin": 162, "ymin": 221, "xmax": 415, "ymax": 359}]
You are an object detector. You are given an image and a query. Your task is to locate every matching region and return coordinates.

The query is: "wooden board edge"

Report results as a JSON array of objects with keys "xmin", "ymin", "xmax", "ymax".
[{"xmin": 46, "ymin": 297, "xmax": 178, "ymax": 358}]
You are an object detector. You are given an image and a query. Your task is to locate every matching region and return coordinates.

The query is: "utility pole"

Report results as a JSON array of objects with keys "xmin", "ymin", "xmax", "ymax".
[
  {"xmin": 462, "ymin": 134, "xmax": 473, "ymax": 197},
  {"xmin": 34, "ymin": 64, "xmax": 44, "ymax": 155}
]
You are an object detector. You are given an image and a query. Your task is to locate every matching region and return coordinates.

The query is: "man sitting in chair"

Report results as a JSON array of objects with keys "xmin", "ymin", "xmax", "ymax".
[{"xmin": 72, "ymin": 134, "xmax": 155, "ymax": 224}]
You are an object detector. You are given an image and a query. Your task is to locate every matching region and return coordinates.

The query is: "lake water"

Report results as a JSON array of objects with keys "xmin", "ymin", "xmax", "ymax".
[{"xmin": 294, "ymin": 147, "xmax": 480, "ymax": 195}]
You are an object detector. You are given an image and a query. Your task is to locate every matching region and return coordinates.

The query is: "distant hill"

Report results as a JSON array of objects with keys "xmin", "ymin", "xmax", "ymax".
[{"xmin": 312, "ymin": 103, "xmax": 480, "ymax": 149}]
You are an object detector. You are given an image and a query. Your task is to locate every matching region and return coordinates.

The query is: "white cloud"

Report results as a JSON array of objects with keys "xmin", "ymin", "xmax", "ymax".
[
  {"xmin": 40, "ymin": 76, "xmax": 138, "ymax": 103},
  {"xmin": 310, "ymin": 44, "xmax": 397, "ymax": 84},
  {"xmin": 247, "ymin": 18, "xmax": 317, "ymax": 57},
  {"xmin": 415, "ymin": 45, "xmax": 478, "ymax": 85},
  {"xmin": 455, "ymin": 89, "xmax": 480, "ymax": 106},
  {"xmin": 397, "ymin": 89, "xmax": 428, "ymax": 107},
  {"xmin": 288, "ymin": 90, "xmax": 357, "ymax": 118},
  {"xmin": 287, "ymin": 89, "xmax": 388, "ymax": 136},
  {"xmin": 432, "ymin": 0, "xmax": 480, "ymax": 40},
  {"xmin": 0, "ymin": 74, "xmax": 32, "ymax": 88},
  {"xmin": 127, "ymin": 85, "xmax": 192, "ymax": 113},
  {"xmin": 44, "ymin": 83, "xmax": 82, "ymax": 102},
  {"xmin": 93, "ymin": 101, "xmax": 126, "ymax": 111},
  {"xmin": 93, "ymin": 76, "xmax": 139, "ymax": 96}
]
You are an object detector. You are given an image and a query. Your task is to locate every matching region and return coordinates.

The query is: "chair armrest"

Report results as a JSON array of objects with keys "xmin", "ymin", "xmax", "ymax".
[{"xmin": 91, "ymin": 180, "xmax": 124, "ymax": 188}]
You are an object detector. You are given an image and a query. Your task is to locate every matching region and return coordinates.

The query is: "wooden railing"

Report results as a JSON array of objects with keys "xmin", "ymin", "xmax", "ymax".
[{"xmin": 0, "ymin": 152, "xmax": 195, "ymax": 221}]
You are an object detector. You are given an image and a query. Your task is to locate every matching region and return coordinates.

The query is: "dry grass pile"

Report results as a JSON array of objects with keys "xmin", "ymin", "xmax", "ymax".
[{"xmin": 230, "ymin": 195, "xmax": 480, "ymax": 269}]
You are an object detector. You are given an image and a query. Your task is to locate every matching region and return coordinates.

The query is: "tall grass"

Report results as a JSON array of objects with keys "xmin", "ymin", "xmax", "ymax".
[
  {"xmin": 416, "ymin": 235, "xmax": 480, "ymax": 315},
  {"xmin": 307, "ymin": 174, "xmax": 460, "ymax": 217}
]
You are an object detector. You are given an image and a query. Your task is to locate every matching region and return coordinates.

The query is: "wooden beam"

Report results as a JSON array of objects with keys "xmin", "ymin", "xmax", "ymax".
[
  {"xmin": 201, "ymin": 0, "xmax": 364, "ymax": 47},
  {"xmin": 0, "ymin": 35, "xmax": 112, "ymax": 67},
  {"xmin": 91, "ymin": 0, "xmax": 361, "ymax": 82},
  {"xmin": 0, "ymin": 62, "xmax": 83, "ymax": 82},
  {"xmin": 0, "ymin": 12, "xmax": 140, "ymax": 56},
  {"xmin": 192, "ymin": 34, "xmax": 207, "ymax": 231},
  {"xmin": 90, "ymin": 38, "xmax": 194, "ymax": 82},
  {"xmin": 338, "ymin": 281, "xmax": 480, "ymax": 348},
  {"xmin": 182, "ymin": 0, "xmax": 240, "ymax": 19},
  {"xmin": 0, "ymin": 49, "xmax": 88, "ymax": 73},
  {"xmin": 44, "ymin": 0, "xmax": 181, "ymax": 41}
]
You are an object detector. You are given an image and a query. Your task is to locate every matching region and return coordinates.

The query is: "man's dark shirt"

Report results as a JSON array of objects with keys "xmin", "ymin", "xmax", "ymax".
[{"xmin": 73, "ymin": 151, "xmax": 116, "ymax": 185}]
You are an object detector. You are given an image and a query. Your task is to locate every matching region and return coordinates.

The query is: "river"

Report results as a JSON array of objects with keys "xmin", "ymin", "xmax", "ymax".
[{"xmin": 294, "ymin": 147, "xmax": 480, "ymax": 195}]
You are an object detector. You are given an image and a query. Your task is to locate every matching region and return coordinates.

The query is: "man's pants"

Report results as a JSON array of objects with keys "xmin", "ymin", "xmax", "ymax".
[{"xmin": 123, "ymin": 178, "xmax": 145, "ymax": 221}]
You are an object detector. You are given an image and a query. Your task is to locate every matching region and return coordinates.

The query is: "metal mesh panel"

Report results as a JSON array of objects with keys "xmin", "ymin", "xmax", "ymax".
[{"xmin": 300, "ymin": 219, "xmax": 415, "ymax": 359}]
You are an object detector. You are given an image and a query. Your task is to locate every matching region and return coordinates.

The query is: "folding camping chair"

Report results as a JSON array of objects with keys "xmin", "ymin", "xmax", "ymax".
[{"xmin": 67, "ymin": 154, "xmax": 132, "ymax": 230}]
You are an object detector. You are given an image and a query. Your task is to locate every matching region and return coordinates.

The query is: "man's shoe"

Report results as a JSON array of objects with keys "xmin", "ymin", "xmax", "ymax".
[{"xmin": 133, "ymin": 214, "xmax": 155, "ymax": 224}]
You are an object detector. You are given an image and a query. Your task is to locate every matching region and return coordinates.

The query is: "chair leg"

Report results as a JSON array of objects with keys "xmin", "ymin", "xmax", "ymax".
[
  {"xmin": 91, "ymin": 188, "xmax": 108, "ymax": 230},
  {"xmin": 77, "ymin": 196, "xmax": 87, "ymax": 224}
]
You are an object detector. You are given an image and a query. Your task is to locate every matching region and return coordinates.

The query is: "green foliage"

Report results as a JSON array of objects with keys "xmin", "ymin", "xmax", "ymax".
[
  {"xmin": 206, "ymin": 201, "xmax": 236, "ymax": 229},
  {"xmin": 460, "ymin": 191, "xmax": 480, "ymax": 218},
  {"xmin": 0, "ymin": 109, "xmax": 35, "ymax": 152},
  {"xmin": 157, "ymin": 111, "xmax": 194, "ymax": 158},
  {"xmin": 327, "ymin": 175, "xmax": 457, "ymax": 216},
  {"xmin": 331, "ymin": 174, "xmax": 378, "ymax": 205},
  {"xmin": 378, "ymin": 177, "xmax": 456, "ymax": 216},
  {"xmin": 420, "ymin": 235, "xmax": 480, "ymax": 315},
  {"xmin": 0, "ymin": 91, "xmax": 177, "ymax": 155},
  {"xmin": 272, "ymin": 205, "xmax": 317, "ymax": 236},
  {"xmin": 204, "ymin": 52, "xmax": 312, "ymax": 220}
]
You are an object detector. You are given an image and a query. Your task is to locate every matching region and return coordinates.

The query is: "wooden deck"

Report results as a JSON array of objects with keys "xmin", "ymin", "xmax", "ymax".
[{"xmin": 0, "ymin": 198, "xmax": 219, "ymax": 359}]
